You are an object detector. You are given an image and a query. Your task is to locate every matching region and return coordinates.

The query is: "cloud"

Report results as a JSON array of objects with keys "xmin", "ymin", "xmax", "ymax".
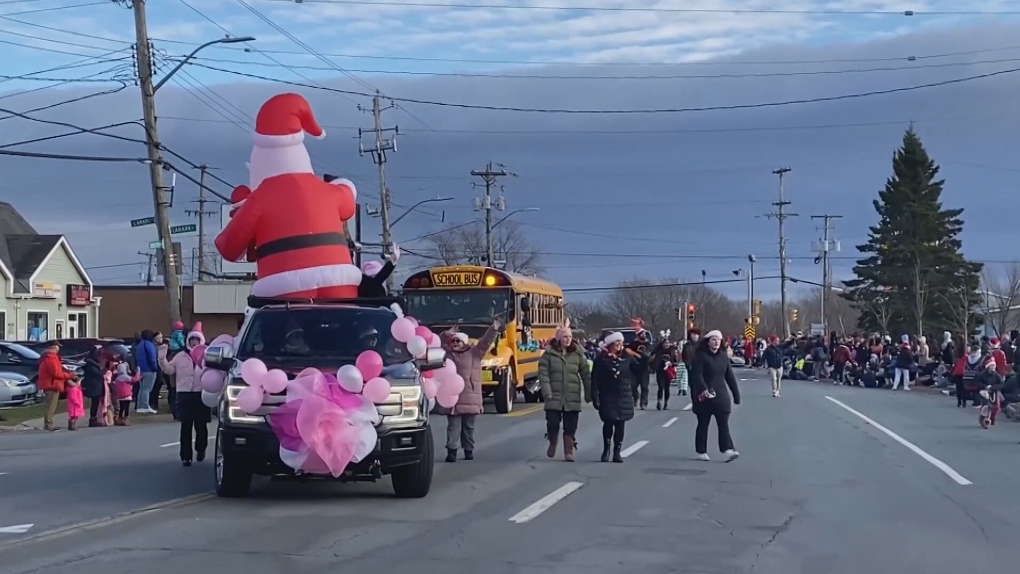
[{"xmin": 1, "ymin": 14, "xmax": 1020, "ymax": 301}]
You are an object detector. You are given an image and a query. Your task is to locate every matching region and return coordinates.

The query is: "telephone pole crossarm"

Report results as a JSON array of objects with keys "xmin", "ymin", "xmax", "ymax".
[{"xmin": 810, "ymin": 214, "xmax": 843, "ymax": 336}]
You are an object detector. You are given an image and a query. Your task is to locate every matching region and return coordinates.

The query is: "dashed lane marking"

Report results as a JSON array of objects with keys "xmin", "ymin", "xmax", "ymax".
[
  {"xmin": 825, "ymin": 396, "xmax": 972, "ymax": 486},
  {"xmin": 663, "ymin": 417, "xmax": 678, "ymax": 428},
  {"xmin": 0, "ymin": 524, "xmax": 33, "ymax": 534},
  {"xmin": 509, "ymin": 481, "xmax": 584, "ymax": 524},
  {"xmin": 160, "ymin": 442, "xmax": 180, "ymax": 448},
  {"xmin": 620, "ymin": 440, "xmax": 648, "ymax": 458},
  {"xmin": 682, "ymin": 403, "xmax": 693, "ymax": 411}
]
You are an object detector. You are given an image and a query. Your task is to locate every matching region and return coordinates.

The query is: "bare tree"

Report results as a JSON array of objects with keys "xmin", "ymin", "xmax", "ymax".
[
  {"xmin": 423, "ymin": 221, "xmax": 543, "ymax": 274},
  {"xmin": 939, "ymin": 286, "xmax": 975, "ymax": 338},
  {"xmin": 979, "ymin": 263, "xmax": 1020, "ymax": 337},
  {"xmin": 908, "ymin": 257, "xmax": 929, "ymax": 337},
  {"xmin": 602, "ymin": 278, "xmax": 744, "ymax": 337},
  {"xmin": 788, "ymin": 287, "xmax": 861, "ymax": 336}
]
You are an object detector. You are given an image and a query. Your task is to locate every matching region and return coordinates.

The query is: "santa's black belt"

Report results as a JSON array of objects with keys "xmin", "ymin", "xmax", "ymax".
[{"xmin": 256, "ymin": 232, "xmax": 346, "ymax": 259}]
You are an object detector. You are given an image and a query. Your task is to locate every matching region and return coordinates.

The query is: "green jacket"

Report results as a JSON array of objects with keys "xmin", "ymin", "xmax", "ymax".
[{"xmin": 538, "ymin": 344, "xmax": 592, "ymax": 412}]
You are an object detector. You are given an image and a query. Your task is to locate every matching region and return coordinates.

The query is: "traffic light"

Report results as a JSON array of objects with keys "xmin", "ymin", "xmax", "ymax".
[
  {"xmin": 686, "ymin": 303, "xmax": 696, "ymax": 323},
  {"xmin": 753, "ymin": 299, "xmax": 762, "ymax": 316},
  {"xmin": 688, "ymin": 321, "xmax": 696, "ymax": 331},
  {"xmin": 790, "ymin": 308, "xmax": 799, "ymax": 323}
]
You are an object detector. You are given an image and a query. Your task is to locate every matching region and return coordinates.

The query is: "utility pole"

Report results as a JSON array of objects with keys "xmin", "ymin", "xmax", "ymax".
[
  {"xmin": 471, "ymin": 161, "xmax": 508, "ymax": 267},
  {"xmin": 811, "ymin": 214, "xmax": 842, "ymax": 337},
  {"xmin": 139, "ymin": 251, "xmax": 155, "ymax": 287},
  {"xmin": 185, "ymin": 165, "xmax": 217, "ymax": 280},
  {"xmin": 130, "ymin": 0, "xmax": 182, "ymax": 323},
  {"xmin": 765, "ymin": 167, "xmax": 798, "ymax": 339},
  {"xmin": 358, "ymin": 92, "xmax": 398, "ymax": 290}
]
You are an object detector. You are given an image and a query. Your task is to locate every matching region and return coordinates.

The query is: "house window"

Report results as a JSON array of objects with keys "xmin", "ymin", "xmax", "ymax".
[
  {"xmin": 77, "ymin": 312, "xmax": 89, "ymax": 338},
  {"xmin": 0, "ymin": 312, "xmax": 5, "ymax": 340},
  {"xmin": 27, "ymin": 312, "xmax": 48, "ymax": 341}
]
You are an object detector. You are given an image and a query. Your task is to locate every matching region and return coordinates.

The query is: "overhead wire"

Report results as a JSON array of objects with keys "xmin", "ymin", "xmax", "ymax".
[
  {"xmin": 0, "ymin": 0, "xmax": 108, "ymax": 16},
  {"xmin": 181, "ymin": 60, "xmax": 1020, "ymax": 114}
]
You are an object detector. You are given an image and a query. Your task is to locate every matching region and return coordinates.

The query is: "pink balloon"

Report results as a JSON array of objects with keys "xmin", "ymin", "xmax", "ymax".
[
  {"xmin": 406, "ymin": 316, "xmax": 419, "ymax": 327},
  {"xmin": 422, "ymin": 369, "xmax": 434, "ymax": 379},
  {"xmin": 422, "ymin": 377, "xmax": 438, "ymax": 400},
  {"xmin": 413, "ymin": 325, "xmax": 432, "ymax": 339},
  {"xmin": 201, "ymin": 369, "xmax": 226, "ymax": 393},
  {"xmin": 355, "ymin": 350, "xmax": 384, "ymax": 380},
  {"xmin": 390, "ymin": 318, "xmax": 416, "ymax": 343},
  {"xmin": 442, "ymin": 373, "xmax": 465, "ymax": 397},
  {"xmin": 427, "ymin": 333, "xmax": 441, "ymax": 348},
  {"xmin": 240, "ymin": 358, "xmax": 268, "ymax": 386},
  {"xmin": 262, "ymin": 369, "xmax": 289, "ymax": 394},
  {"xmin": 362, "ymin": 377, "xmax": 392, "ymax": 403},
  {"xmin": 189, "ymin": 344, "xmax": 208, "ymax": 366},
  {"xmin": 437, "ymin": 393, "xmax": 458, "ymax": 408},
  {"xmin": 235, "ymin": 386, "xmax": 264, "ymax": 413}
]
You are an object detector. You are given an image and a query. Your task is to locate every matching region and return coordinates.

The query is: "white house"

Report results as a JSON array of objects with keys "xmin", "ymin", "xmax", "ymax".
[{"xmin": 0, "ymin": 202, "xmax": 98, "ymax": 340}]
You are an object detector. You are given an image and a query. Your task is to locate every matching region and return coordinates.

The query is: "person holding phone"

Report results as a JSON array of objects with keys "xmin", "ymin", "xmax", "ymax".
[{"xmin": 689, "ymin": 329, "xmax": 741, "ymax": 462}]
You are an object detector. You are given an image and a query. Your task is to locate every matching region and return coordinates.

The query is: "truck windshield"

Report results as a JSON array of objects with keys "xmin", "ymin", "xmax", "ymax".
[
  {"xmin": 235, "ymin": 307, "xmax": 412, "ymax": 366},
  {"xmin": 405, "ymin": 289, "xmax": 510, "ymax": 325}
]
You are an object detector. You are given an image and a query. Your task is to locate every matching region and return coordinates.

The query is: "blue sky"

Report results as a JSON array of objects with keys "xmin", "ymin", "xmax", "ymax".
[{"xmin": 3, "ymin": 0, "xmax": 1020, "ymax": 302}]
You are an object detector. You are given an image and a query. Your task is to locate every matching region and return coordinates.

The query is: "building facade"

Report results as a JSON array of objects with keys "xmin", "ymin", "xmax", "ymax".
[
  {"xmin": 96, "ymin": 282, "xmax": 251, "ymax": 341},
  {"xmin": 0, "ymin": 203, "xmax": 98, "ymax": 340}
]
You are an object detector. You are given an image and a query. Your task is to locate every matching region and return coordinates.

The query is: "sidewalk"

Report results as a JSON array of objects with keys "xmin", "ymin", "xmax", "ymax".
[{"xmin": 2, "ymin": 411, "xmax": 175, "ymax": 431}]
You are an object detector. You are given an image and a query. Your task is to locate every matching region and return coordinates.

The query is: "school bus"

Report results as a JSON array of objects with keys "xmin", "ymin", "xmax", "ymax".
[{"xmin": 402, "ymin": 265, "xmax": 565, "ymax": 413}]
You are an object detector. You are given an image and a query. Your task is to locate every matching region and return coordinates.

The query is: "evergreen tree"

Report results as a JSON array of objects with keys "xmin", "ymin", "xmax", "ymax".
[{"xmin": 843, "ymin": 127, "xmax": 982, "ymax": 337}]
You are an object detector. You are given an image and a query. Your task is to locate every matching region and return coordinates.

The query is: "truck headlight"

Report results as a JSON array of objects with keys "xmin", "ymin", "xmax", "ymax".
[
  {"xmin": 385, "ymin": 384, "xmax": 422, "ymax": 426},
  {"xmin": 225, "ymin": 384, "xmax": 264, "ymax": 424}
]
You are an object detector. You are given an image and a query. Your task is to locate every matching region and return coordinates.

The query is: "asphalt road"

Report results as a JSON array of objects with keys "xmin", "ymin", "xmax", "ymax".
[{"xmin": 3, "ymin": 370, "xmax": 1019, "ymax": 574}]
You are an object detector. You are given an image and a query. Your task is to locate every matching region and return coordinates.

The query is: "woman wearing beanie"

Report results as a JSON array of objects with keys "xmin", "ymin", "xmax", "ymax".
[
  {"xmin": 158, "ymin": 323, "xmax": 211, "ymax": 467},
  {"xmin": 539, "ymin": 321, "xmax": 592, "ymax": 461},
  {"xmin": 689, "ymin": 330, "xmax": 740, "ymax": 462},
  {"xmin": 439, "ymin": 318, "xmax": 502, "ymax": 463},
  {"xmin": 591, "ymin": 332, "xmax": 636, "ymax": 463}
]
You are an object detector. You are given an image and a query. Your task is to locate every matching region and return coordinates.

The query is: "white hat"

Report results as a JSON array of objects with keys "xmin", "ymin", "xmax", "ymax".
[
  {"xmin": 705, "ymin": 330, "xmax": 723, "ymax": 341},
  {"xmin": 453, "ymin": 332, "xmax": 469, "ymax": 345},
  {"xmin": 603, "ymin": 332, "xmax": 624, "ymax": 346}
]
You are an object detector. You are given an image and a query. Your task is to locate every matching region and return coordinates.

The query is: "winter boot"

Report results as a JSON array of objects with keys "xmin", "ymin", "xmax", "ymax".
[
  {"xmin": 600, "ymin": 440, "xmax": 611, "ymax": 463},
  {"xmin": 612, "ymin": 442, "xmax": 624, "ymax": 463},
  {"xmin": 67, "ymin": 419, "xmax": 76, "ymax": 431},
  {"xmin": 88, "ymin": 417, "xmax": 101, "ymax": 428},
  {"xmin": 546, "ymin": 431, "xmax": 559, "ymax": 458},
  {"xmin": 445, "ymin": 448, "xmax": 457, "ymax": 463},
  {"xmin": 563, "ymin": 435, "xmax": 575, "ymax": 462},
  {"xmin": 656, "ymin": 400, "xmax": 662, "ymax": 410},
  {"xmin": 464, "ymin": 450, "xmax": 473, "ymax": 460}
]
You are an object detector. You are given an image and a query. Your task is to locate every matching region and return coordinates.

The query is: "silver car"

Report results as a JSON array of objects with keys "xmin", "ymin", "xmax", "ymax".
[{"xmin": 0, "ymin": 371, "xmax": 37, "ymax": 407}]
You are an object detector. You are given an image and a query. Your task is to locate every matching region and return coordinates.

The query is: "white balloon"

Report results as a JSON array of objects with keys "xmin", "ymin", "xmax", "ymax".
[
  {"xmin": 406, "ymin": 335, "xmax": 428, "ymax": 358},
  {"xmin": 200, "ymin": 390, "xmax": 220, "ymax": 408},
  {"xmin": 337, "ymin": 364, "xmax": 364, "ymax": 393}
]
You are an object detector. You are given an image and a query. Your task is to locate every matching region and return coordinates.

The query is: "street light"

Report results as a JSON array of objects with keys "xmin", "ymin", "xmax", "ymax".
[
  {"xmin": 492, "ymin": 207, "xmax": 539, "ymax": 230},
  {"xmin": 733, "ymin": 265, "xmax": 753, "ymax": 326},
  {"xmin": 154, "ymin": 36, "xmax": 256, "ymax": 93},
  {"xmin": 389, "ymin": 196, "xmax": 453, "ymax": 228}
]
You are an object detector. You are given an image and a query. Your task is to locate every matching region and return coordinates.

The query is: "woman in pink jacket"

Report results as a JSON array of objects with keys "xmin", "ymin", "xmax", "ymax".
[
  {"xmin": 159, "ymin": 323, "xmax": 211, "ymax": 467},
  {"xmin": 440, "ymin": 318, "xmax": 502, "ymax": 463}
]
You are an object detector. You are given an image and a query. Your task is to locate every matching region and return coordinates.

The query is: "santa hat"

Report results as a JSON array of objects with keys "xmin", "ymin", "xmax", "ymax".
[
  {"xmin": 187, "ymin": 322, "xmax": 206, "ymax": 346},
  {"xmin": 990, "ymin": 337, "xmax": 1001, "ymax": 348},
  {"xmin": 985, "ymin": 356, "xmax": 997, "ymax": 370},
  {"xmin": 362, "ymin": 261, "xmax": 384, "ymax": 278},
  {"xmin": 253, "ymin": 93, "xmax": 325, "ymax": 148},
  {"xmin": 603, "ymin": 332, "xmax": 624, "ymax": 346}
]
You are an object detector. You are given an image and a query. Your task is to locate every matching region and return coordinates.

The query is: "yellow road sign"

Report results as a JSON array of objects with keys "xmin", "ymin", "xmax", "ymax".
[{"xmin": 743, "ymin": 324, "xmax": 756, "ymax": 339}]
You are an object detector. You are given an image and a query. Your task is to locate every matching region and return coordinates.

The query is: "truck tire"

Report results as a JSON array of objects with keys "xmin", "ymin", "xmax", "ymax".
[
  {"xmin": 494, "ymin": 367, "xmax": 515, "ymax": 414},
  {"xmin": 391, "ymin": 427, "xmax": 434, "ymax": 498},
  {"xmin": 214, "ymin": 428, "xmax": 253, "ymax": 498}
]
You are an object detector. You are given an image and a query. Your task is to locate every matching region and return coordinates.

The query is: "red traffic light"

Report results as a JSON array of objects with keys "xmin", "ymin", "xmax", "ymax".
[{"xmin": 687, "ymin": 304, "xmax": 696, "ymax": 312}]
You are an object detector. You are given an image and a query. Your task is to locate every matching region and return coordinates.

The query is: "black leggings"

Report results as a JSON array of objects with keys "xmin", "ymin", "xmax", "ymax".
[
  {"xmin": 656, "ymin": 376, "xmax": 671, "ymax": 404},
  {"xmin": 118, "ymin": 400, "xmax": 131, "ymax": 418},
  {"xmin": 695, "ymin": 410, "xmax": 734, "ymax": 454},
  {"xmin": 602, "ymin": 421, "xmax": 625, "ymax": 444},
  {"xmin": 632, "ymin": 374, "xmax": 649, "ymax": 406},
  {"xmin": 89, "ymin": 397, "xmax": 103, "ymax": 419},
  {"xmin": 546, "ymin": 410, "xmax": 579, "ymax": 436}
]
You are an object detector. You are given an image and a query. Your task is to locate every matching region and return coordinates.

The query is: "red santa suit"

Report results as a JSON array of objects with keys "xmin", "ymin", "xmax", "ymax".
[{"xmin": 215, "ymin": 93, "xmax": 362, "ymax": 299}]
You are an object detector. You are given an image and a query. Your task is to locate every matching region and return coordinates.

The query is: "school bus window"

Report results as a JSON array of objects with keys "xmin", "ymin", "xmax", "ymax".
[{"xmin": 405, "ymin": 289, "xmax": 511, "ymax": 325}]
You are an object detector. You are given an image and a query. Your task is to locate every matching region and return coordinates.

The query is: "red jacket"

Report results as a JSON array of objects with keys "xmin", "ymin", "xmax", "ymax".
[
  {"xmin": 37, "ymin": 351, "xmax": 73, "ymax": 393},
  {"xmin": 992, "ymin": 348, "xmax": 1008, "ymax": 375}
]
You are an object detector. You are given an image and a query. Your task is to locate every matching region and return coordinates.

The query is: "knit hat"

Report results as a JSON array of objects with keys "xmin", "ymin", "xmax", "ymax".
[
  {"xmin": 253, "ymin": 93, "xmax": 325, "ymax": 148},
  {"xmin": 173, "ymin": 321, "xmax": 184, "ymax": 330},
  {"xmin": 705, "ymin": 330, "xmax": 723, "ymax": 341},
  {"xmin": 990, "ymin": 337, "xmax": 1001, "ymax": 348},
  {"xmin": 187, "ymin": 322, "xmax": 206, "ymax": 346},
  {"xmin": 603, "ymin": 331, "xmax": 624, "ymax": 346},
  {"xmin": 362, "ymin": 261, "xmax": 384, "ymax": 278},
  {"xmin": 453, "ymin": 332, "xmax": 470, "ymax": 345},
  {"xmin": 901, "ymin": 334, "xmax": 909, "ymax": 343},
  {"xmin": 985, "ymin": 356, "xmax": 997, "ymax": 370}
]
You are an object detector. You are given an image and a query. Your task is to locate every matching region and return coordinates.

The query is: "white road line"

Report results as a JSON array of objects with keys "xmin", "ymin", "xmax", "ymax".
[
  {"xmin": 0, "ymin": 524, "xmax": 33, "ymax": 534},
  {"xmin": 508, "ymin": 481, "xmax": 584, "ymax": 524},
  {"xmin": 825, "ymin": 396, "xmax": 972, "ymax": 486},
  {"xmin": 662, "ymin": 417, "xmax": 678, "ymax": 428},
  {"xmin": 159, "ymin": 442, "xmax": 180, "ymax": 448},
  {"xmin": 0, "ymin": 472, "xmax": 7, "ymax": 476},
  {"xmin": 620, "ymin": 440, "xmax": 648, "ymax": 458},
  {"xmin": 682, "ymin": 403, "xmax": 693, "ymax": 411}
]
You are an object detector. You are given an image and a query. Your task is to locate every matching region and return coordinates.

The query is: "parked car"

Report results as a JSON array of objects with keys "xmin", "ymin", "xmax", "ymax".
[
  {"xmin": 0, "ymin": 371, "xmax": 37, "ymax": 407},
  {"xmin": 17, "ymin": 338, "xmax": 125, "ymax": 362},
  {"xmin": 0, "ymin": 342, "xmax": 83, "ymax": 396}
]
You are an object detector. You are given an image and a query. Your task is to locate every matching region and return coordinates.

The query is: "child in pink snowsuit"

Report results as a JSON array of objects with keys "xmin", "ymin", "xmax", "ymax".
[{"xmin": 65, "ymin": 377, "xmax": 85, "ymax": 431}]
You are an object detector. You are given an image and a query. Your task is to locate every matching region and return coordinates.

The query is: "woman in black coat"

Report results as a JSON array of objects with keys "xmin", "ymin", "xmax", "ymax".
[
  {"xmin": 82, "ymin": 347, "xmax": 106, "ymax": 427},
  {"xmin": 591, "ymin": 331, "xmax": 636, "ymax": 463},
  {"xmin": 689, "ymin": 329, "xmax": 741, "ymax": 462}
]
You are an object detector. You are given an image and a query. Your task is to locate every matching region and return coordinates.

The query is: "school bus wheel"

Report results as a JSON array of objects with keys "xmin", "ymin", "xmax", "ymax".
[{"xmin": 494, "ymin": 367, "xmax": 516, "ymax": 414}]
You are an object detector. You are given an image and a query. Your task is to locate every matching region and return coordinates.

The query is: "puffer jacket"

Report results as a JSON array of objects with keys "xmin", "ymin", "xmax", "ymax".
[
  {"xmin": 441, "ymin": 326, "xmax": 498, "ymax": 416},
  {"xmin": 591, "ymin": 351, "xmax": 636, "ymax": 423},
  {"xmin": 158, "ymin": 331, "xmax": 206, "ymax": 392},
  {"xmin": 538, "ymin": 341, "xmax": 591, "ymax": 412}
]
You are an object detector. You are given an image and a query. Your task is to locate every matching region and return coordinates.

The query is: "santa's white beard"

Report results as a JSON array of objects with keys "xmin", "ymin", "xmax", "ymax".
[{"xmin": 249, "ymin": 142, "xmax": 314, "ymax": 189}]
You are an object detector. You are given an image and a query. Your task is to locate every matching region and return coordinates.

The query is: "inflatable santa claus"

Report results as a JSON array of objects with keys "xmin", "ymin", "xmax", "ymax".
[{"xmin": 215, "ymin": 93, "xmax": 362, "ymax": 299}]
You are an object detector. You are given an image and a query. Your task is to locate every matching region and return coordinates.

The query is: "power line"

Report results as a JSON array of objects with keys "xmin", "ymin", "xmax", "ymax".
[
  {"xmin": 266, "ymin": 0, "xmax": 1020, "ymax": 16},
  {"xmin": 178, "ymin": 55, "xmax": 1020, "ymax": 80},
  {"xmin": 182, "ymin": 60, "xmax": 1020, "ymax": 114},
  {"xmin": 1, "ymin": 1, "xmax": 108, "ymax": 16}
]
